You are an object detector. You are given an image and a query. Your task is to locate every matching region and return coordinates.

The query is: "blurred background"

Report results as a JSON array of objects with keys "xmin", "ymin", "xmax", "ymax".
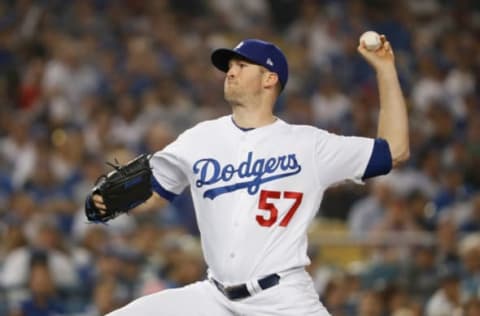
[{"xmin": 0, "ymin": 0, "xmax": 479, "ymax": 315}]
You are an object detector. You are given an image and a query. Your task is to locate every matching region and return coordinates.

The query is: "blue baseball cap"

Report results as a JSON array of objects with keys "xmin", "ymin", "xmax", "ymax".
[{"xmin": 211, "ymin": 39, "xmax": 289, "ymax": 90}]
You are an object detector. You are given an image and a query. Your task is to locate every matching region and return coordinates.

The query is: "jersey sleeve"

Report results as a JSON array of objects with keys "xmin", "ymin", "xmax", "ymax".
[
  {"xmin": 314, "ymin": 131, "xmax": 390, "ymax": 187},
  {"xmin": 149, "ymin": 133, "xmax": 190, "ymax": 201},
  {"xmin": 362, "ymin": 138, "xmax": 392, "ymax": 180}
]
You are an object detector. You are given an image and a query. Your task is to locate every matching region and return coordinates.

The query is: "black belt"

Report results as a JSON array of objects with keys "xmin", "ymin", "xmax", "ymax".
[{"xmin": 211, "ymin": 273, "xmax": 280, "ymax": 300}]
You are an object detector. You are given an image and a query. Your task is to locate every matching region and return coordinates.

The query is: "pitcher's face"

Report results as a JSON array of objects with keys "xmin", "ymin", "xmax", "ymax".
[{"xmin": 224, "ymin": 58, "xmax": 264, "ymax": 105}]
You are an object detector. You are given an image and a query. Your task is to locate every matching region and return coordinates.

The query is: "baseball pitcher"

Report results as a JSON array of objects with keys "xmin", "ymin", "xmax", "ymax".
[{"xmin": 85, "ymin": 35, "xmax": 409, "ymax": 315}]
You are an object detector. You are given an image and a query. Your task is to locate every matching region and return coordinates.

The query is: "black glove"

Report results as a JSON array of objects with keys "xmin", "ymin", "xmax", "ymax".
[{"xmin": 85, "ymin": 154, "xmax": 153, "ymax": 223}]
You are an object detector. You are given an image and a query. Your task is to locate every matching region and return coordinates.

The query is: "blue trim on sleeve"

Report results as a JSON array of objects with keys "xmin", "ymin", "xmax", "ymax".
[
  {"xmin": 151, "ymin": 176, "xmax": 178, "ymax": 202},
  {"xmin": 362, "ymin": 138, "xmax": 393, "ymax": 180}
]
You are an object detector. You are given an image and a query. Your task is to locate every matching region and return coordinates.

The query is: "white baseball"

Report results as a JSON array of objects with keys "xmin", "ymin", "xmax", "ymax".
[{"xmin": 359, "ymin": 31, "xmax": 382, "ymax": 51}]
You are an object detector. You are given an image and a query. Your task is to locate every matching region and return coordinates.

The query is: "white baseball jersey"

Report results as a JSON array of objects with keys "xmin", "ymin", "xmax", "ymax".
[{"xmin": 150, "ymin": 115, "xmax": 387, "ymax": 285}]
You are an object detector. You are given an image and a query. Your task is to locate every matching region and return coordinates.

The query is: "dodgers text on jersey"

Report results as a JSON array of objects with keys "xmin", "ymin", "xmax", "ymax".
[{"xmin": 193, "ymin": 151, "xmax": 302, "ymax": 199}]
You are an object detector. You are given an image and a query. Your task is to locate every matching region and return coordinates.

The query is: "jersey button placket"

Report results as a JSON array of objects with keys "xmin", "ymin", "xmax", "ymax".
[{"xmin": 228, "ymin": 136, "xmax": 250, "ymax": 264}]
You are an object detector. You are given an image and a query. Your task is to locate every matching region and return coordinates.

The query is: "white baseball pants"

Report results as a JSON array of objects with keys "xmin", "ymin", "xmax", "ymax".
[{"xmin": 107, "ymin": 268, "xmax": 331, "ymax": 315}]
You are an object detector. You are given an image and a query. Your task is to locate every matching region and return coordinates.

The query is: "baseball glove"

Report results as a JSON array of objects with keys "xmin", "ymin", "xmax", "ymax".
[{"xmin": 85, "ymin": 154, "xmax": 153, "ymax": 223}]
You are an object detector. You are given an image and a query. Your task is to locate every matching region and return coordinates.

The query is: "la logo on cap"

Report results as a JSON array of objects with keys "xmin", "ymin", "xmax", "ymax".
[{"xmin": 266, "ymin": 58, "xmax": 274, "ymax": 66}]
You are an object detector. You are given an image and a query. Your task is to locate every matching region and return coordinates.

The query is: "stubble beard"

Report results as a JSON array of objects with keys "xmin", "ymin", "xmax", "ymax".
[
  {"xmin": 224, "ymin": 82, "xmax": 261, "ymax": 108},
  {"xmin": 224, "ymin": 87, "xmax": 244, "ymax": 108}
]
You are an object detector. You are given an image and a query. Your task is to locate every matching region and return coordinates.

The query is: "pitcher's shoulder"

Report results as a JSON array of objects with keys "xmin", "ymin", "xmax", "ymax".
[
  {"xmin": 180, "ymin": 116, "xmax": 230, "ymax": 137},
  {"xmin": 280, "ymin": 122, "xmax": 328, "ymax": 137}
]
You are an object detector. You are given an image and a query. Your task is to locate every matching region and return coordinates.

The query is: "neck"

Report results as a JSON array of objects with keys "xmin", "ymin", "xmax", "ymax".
[
  {"xmin": 231, "ymin": 106, "xmax": 276, "ymax": 129},
  {"xmin": 229, "ymin": 93, "xmax": 277, "ymax": 128}
]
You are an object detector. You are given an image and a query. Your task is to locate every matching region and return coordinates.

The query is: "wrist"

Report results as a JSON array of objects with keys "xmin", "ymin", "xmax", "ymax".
[{"xmin": 375, "ymin": 63, "xmax": 397, "ymax": 75}]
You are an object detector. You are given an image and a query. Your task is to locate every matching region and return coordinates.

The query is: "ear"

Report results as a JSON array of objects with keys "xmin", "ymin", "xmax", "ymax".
[{"xmin": 263, "ymin": 72, "xmax": 279, "ymax": 90}]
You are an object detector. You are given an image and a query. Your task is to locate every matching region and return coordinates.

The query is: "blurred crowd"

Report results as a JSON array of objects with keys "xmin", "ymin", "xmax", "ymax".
[{"xmin": 0, "ymin": 0, "xmax": 479, "ymax": 315}]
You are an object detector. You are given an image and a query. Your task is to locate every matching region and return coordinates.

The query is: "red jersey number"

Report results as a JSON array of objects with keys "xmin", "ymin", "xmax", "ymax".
[{"xmin": 256, "ymin": 190, "xmax": 303, "ymax": 227}]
